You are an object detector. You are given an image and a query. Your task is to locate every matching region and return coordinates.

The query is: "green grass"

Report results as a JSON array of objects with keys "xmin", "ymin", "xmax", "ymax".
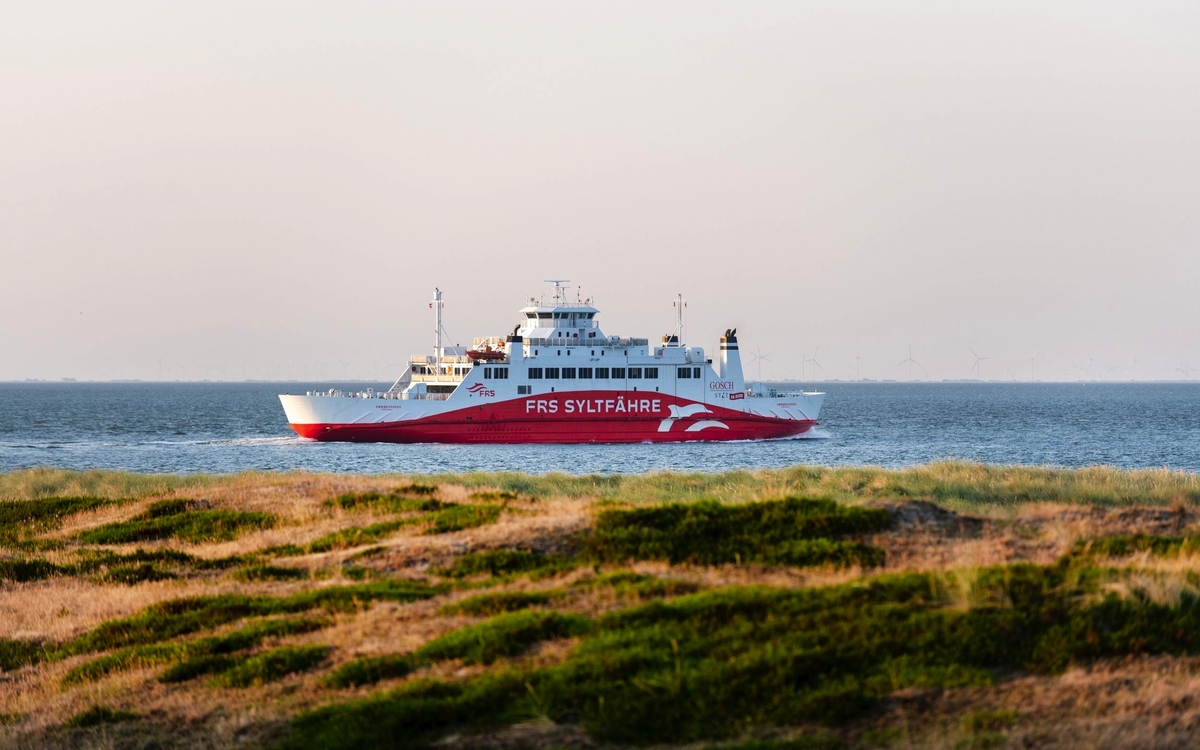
[
  {"xmin": 413, "ymin": 462, "xmax": 1200, "ymax": 510},
  {"xmin": 77, "ymin": 499, "xmax": 275, "ymax": 544},
  {"xmin": 0, "ymin": 547, "xmax": 241, "ymax": 584},
  {"xmin": 582, "ymin": 497, "xmax": 890, "ymax": 568},
  {"xmin": 1072, "ymin": 535, "xmax": 1200, "ymax": 559},
  {"xmin": 415, "ymin": 610, "xmax": 592, "ymax": 666},
  {"xmin": 0, "ymin": 558, "xmax": 67, "ymax": 582},
  {"xmin": 212, "ymin": 645, "xmax": 331, "ymax": 687},
  {"xmin": 304, "ymin": 521, "xmax": 411, "ymax": 553},
  {"xmin": 324, "ymin": 654, "xmax": 414, "ymax": 689},
  {"xmin": 0, "ymin": 496, "xmax": 119, "ymax": 533},
  {"xmin": 575, "ymin": 572, "xmax": 703, "ymax": 599},
  {"xmin": 64, "ymin": 617, "xmax": 331, "ymax": 685},
  {"xmin": 65, "ymin": 705, "xmax": 138, "ymax": 728},
  {"xmin": 232, "ymin": 564, "xmax": 310, "ymax": 582},
  {"xmin": 440, "ymin": 591, "xmax": 556, "ymax": 617},
  {"xmin": 328, "ymin": 492, "xmax": 447, "ymax": 514},
  {"xmin": 282, "ymin": 559, "xmax": 1200, "ymax": 748},
  {"xmin": 0, "ymin": 638, "xmax": 45, "ymax": 672},
  {"xmin": 57, "ymin": 580, "xmax": 440, "ymax": 659},
  {"xmin": 0, "ymin": 467, "xmax": 215, "ymax": 502},
  {"xmin": 433, "ymin": 549, "xmax": 571, "ymax": 579}
]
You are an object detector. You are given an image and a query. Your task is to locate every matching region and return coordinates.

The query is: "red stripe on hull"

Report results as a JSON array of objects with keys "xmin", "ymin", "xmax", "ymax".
[
  {"xmin": 286, "ymin": 391, "xmax": 817, "ymax": 444},
  {"xmin": 289, "ymin": 417, "xmax": 815, "ymax": 444}
]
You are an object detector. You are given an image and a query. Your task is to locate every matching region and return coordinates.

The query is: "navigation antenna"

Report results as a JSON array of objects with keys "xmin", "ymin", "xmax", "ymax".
[
  {"xmin": 671, "ymin": 294, "xmax": 687, "ymax": 346},
  {"xmin": 432, "ymin": 288, "xmax": 443, "ymax": 383},
  {"xmin": 544, "ymin": 279, "xmax": 570, "ymax": 306}
]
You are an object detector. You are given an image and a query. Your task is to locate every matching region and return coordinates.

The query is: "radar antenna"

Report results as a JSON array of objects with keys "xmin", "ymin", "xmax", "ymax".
[{"xmin": 543, "ymin": 279, "xmax": 570, "ymax": 306}]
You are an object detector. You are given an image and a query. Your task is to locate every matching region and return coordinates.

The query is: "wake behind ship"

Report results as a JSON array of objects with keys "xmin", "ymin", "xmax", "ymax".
[{"xmin": 279, "ymin": 282, "xmax": 824, "ymax": 444}]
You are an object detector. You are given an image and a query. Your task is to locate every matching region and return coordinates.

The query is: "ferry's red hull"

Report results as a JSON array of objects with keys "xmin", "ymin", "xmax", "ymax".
[
  {"xmin": 289, "ymin": 416, "xmax": 816, "ymax": 443},
  {"xmin": 283, "ymin": 391, "xmax": 820, "ymax": 444}
]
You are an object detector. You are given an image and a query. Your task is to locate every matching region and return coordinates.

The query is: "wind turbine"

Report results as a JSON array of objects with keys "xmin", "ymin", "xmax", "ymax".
[
  {"xmin": 806, "ymin": 345, "xmax": 825, "ymax": 379},
  {"xmin": 854, "ymin": 355, "xmax": 863, "ymax": 381},
  {"xmin": 898, "ymin": 345, "xmax": 922, "ymax": 382},
  {"xmin": 748, "ymin": 345, "xmax": 772, "ymax": 381},
  {"xmin": 1176, "ymin": 361, "xmax": 1193, "ymax": 380},
  {"xmin": 1073, "ymin": 359, "xmax": 1093, "ymax": 381},
  {"xmin": 969, "ymin": 347, "xmax": 991, "ymax": 380},
  {"xmin": 808, "ymin": 347, "xmax": 824, "ymax": 381},
  {"xmin": 1028, "ymin": 353, "xmax": 1036, "ymax": 382}
]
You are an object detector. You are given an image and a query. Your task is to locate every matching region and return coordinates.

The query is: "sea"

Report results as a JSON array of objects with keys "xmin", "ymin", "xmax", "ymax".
[{"xmin": 1, "ymin": 382, "xmax": 1198, "ymax": 475}]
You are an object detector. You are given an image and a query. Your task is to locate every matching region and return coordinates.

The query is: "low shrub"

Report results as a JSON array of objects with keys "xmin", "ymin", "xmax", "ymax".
[
  {"xmin": 324, "ymin": 654, "xmax": 413, "ymax": 689},
  {"xmin": 159, "ymin": 653, "xmax": 239, "ymax": 683},
  {"xmin": 100, "ymin": 563, "xmax": 176, "ymax": 584},
  {"xmin": 434, "ymin": 549, "xmax": 565, "ymax": 579},
  {"xmin": 416, "ymin": 610, "xmax": 592, "ymax": 666},
  {"xmin": 62, "ymin": 581, "xmax": 438, "ymax": 656},
  {"xmin": 0, "ymin": 558, "xmax": 65, "ymax": 582},
  {"xmin": 213, "ymin": 645, "xmax": 331, "ymax": 687},
  {"xmin": 440, "ymin": 591, "xmax": 555, "ymax": 617},
  {"xmin": 426, "ymin": 504, "xmax": 503, "ymax": 534},
  {"xmin": 232, "ymin": 564, "xmax": 308, "ymax": 582},
  {"xmin": 328, "ymin": 492, "xmax": 446, "ymax": 514},
  {"xmin": 78, "ymin": 500, "xmax": 274, "ymax": 544},
  {"xmin": 66, "ymin": 705, "xmax": 138, "ymax": 728},
  {"xmin": 305, "ymin": 521, "xmax": 409, "ymax": 553},
  {"xmin": 283, "ymin": 560, "xmax": 1200, "ymax": 748},
  {"xmin": 582, "ymin": 497, "xmax": 890, "ymax": 567},
  {"xmin": 0, "ymin": 496, "xmax": 120, "ymax": 539},
  {"xmin": 0, "ymin": 638, "xmax": 44, "ymax": 672},
  {"xmin": 577, "ymin": 572, "xmax": 703, "ymax": 600},
  {"xmin": 1072, "ymin": 535, "xmax": 1200, "ymax": 559},
  {"xmin": 65, "ymin": 617, "xmax": 331, "ymax": 684}
]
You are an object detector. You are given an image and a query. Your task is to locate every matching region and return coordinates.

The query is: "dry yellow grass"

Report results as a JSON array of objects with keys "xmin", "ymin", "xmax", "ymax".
[{"xmin": 3, "ymin": 466, "xmax": 1200, "ymax": 749}]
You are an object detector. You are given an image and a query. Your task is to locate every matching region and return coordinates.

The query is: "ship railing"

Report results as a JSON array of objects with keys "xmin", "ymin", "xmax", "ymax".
[
  {"xmin": 408, "ymin": 393, "xmax": 451, "ymax": 401},
  {"xmin": 525, "ymin": 337, "xmax": 648, "ymax": 348}
]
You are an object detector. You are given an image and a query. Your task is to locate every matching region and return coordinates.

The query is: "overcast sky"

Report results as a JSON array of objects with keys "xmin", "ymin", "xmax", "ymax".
[{"xmin": 2, "ymin": 1, "xmax": 1197, "ymax": 382}]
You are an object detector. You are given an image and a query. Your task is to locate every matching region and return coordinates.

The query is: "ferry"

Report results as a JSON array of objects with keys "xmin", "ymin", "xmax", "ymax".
[{"xmin": 279, "ymin": 282, "xmax": 824, "ymax": 443}]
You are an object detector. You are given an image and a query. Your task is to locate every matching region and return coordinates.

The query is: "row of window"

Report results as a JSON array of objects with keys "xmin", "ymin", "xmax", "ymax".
[
  {"xmin": 526, "ymin": 312, "xmax": 597, "ymax": 320},
  {"xmin": 456, "ymin": 365, "xmax": 702, "ymax": 381},
  {"xmin": 528, "ymin": 366, "xmax": 662, "ymax": 380}
]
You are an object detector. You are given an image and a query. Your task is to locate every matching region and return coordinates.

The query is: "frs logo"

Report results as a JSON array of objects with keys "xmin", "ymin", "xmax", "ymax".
[
  {"xmin": 467, "ymin": 383, "xmax": 495, "ymax": 397},
  {"xmin": 729, "ymin": 392, "xmax": 745, "ymax": 401}
]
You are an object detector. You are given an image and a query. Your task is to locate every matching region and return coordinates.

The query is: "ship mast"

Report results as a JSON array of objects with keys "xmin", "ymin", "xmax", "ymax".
[
  {"xmin": 433, "ymin": 287, "xmax": 442, "ymax": 383},
  {"xmin": 671, "ymin": 293, "xmax": 686, "ymax": 346}
]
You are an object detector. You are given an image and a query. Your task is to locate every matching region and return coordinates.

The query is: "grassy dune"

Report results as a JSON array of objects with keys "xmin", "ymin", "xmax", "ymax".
[{"xmin": 1, "ymin": 463, "xmax": 1200, "ymax": 749}]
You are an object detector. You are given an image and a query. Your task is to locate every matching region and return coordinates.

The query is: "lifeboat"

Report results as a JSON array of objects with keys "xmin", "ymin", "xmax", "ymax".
[{"xmin": 467, "ymin": 347, "xmax": 506, "ymax": 361}]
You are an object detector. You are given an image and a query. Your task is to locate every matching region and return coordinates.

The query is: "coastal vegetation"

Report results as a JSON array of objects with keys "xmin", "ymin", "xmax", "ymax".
[{"xmin": 2, "ymin": 462, "xmax": 1200, "ymax": 748}]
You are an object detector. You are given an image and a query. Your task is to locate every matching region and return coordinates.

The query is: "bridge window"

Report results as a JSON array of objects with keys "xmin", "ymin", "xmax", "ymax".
[
  {"xmin": 494, "ymin": 367, "xmax": 508, "ymax": 379},
  {"xmin": 545, "ymin": 367, "xmax": 560, "ymax": 379},
  {"xmin": 693, "ymin": 367, "xmax": 701, "ymax": 378},
  {"xmin": 527, "ymin": 367, "xmax": 543, "ymax": 379},
  {"xmin": 561, "ymin": 367, "xmax": 576, "ymax": 379},
  {"xmin": 628, "ymin": 367, "xmax": 642, "ymax": 379},
  {"xmin": 677, "ymin": 367, "xmax": 691, "ymax": 379},
  {"xmin": 525, "ymin": 312, "xmax": 536, "ymax": 319},
  {"xmin": 578, "ymin": 367, "xmax": 593, "ymax": 378},
  {"xmin": 595, "ymin": 367, "xmax": 609, "ymax": 378},
  {"xmin": 644, "ymin": 367, "xmax": 658, "ymax": 379},
  {"xmin": 538, "ymin": 312, "xmax": 552, "ymax": 320},
  {"xmin": 611, "ymin": 367, "xmax": 626, "ymax": 378},
  {"xmin": 484, "ymin": 367, "xmax": 491, "ymax": 378}
]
